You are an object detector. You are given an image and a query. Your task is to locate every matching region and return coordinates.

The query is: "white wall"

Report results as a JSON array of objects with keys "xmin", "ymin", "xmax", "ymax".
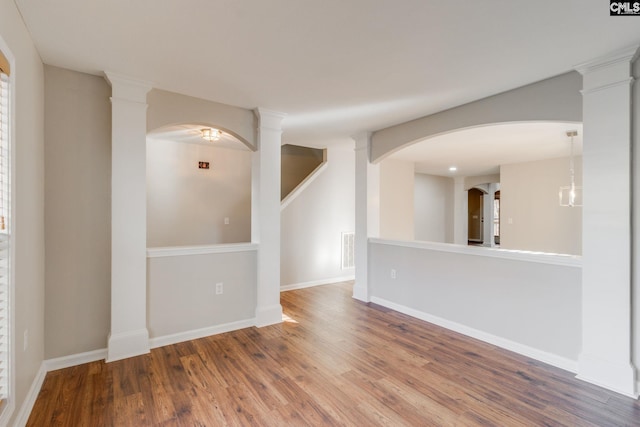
[
  {"xmin": 500, "ymin": 156, "xmax": 582, "ymax": 255},
  {"xmin": 369, "ymin": 239, "xmax": 582, "ymax": 368},
  {"xmin": 380, "ymin": 159, "xmax": 414, "ymax": 240},
  {"xmin": 280, "ymin": 146, "xmax": 355, "ymax": 288},
  {"xmin": 0, "ymin": 0, "xmax": 45, "ymax": 424},
  {"xmin": 414, "ymin": 173, "xmax": 453, "ymax": 243},
  {"xmin": 147, "ymin": 138, "xmax": 252, "ymax": 247},
  {"xmin": 147, "ymin": 246, "xmax": 257, "ymax": 340}
]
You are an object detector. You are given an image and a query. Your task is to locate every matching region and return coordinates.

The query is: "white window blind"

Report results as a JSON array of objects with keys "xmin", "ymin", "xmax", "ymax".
[{"xmin": 0, "ymin": 69, "xmax": 10, "ymax": 403}]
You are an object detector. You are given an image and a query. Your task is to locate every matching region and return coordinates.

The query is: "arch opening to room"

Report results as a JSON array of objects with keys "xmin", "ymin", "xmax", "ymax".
[
  {"xmin": 379, "ymin": 121, "xmax": 583, "ymax": 256},
  {"xmin": 146, "ymin": 123, "xmax": 253, "ymax": 248}
]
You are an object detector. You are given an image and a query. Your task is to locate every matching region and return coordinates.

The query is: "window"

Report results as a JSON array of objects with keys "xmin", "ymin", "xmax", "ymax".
[{"xmin": 0, "ymin": 48, "xmax": 11, "ymax": 417}]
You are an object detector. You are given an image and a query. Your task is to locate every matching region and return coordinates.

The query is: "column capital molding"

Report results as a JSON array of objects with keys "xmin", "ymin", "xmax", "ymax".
[
  {"xmin": 104, "ymin": 71, "xmax": 153, "ymax": 103},
  {"xmin": 351, "ymin": 131, "xmax": 372, "ymax": 152},
  {"xmin": 575, "ymin": 44, "xmax": 639, "ymax": 75},
  {"xmin": 255, "ymin": 108, "xmax": 286, "ymax": 131}
]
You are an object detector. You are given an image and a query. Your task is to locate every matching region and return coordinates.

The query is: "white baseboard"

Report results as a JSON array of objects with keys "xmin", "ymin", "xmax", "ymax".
[
  {"xmin": 370, "ymin": 296, "xmax": 578, "ymax": 374},
  {"xmin": 106, "ymin": 328, "xmax": 150, "ymax": 362},
  {"xmin": 149, "ymin": 318, "xmax": 255, "ymax": 349},
  {"xmin": 13, "ymin": 319, "xmax": 258, "ymax": 425},
  {"xmin": 280, "ymin": 275, "xmax": 355, "ymax": 292},
  {"xmin": 12, "ymin": 362, "xmax": 47, "ymax": 427},
  {"xmin": 44, "ymin": 348, "xmax": 107, "ymax": 372}
]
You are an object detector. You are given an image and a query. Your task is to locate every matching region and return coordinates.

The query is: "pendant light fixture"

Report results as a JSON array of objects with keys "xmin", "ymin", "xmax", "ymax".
[{"xmin": 559, "ymin": 130, "xmax": 582, "ymax": 207}]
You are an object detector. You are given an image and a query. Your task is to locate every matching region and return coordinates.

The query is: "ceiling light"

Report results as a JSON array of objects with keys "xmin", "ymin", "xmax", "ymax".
[
  {"xmin": 449, "ymin": 166, "xmax": 457, "ymax": 172},
  {"xmin": 201, "ymin": 128, "xmax": 221, "ymax": 141}
]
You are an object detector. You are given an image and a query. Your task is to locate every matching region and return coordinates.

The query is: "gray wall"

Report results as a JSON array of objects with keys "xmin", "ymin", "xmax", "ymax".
[
  {"xmin": 147, "ymin": 249, "xmax": 256, "ymax": 338},
  {"xmin": 369, "ymin": 240, "xmax": 582, "ymax": 364},
  {"xmin": 44, "ymin": 65, "xmax": 112, "ymax": 358},
  {"xmin": 371, "ymin": 72, "xmax": 583, "ymax": 162}
]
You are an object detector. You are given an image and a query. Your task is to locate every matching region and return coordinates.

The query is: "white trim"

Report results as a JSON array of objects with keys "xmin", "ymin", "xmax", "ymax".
[
  {"xmin": 11, "ymin": 362, "xmax": 46, "ymax": 427},
  {"xmin": 149, "ymin": 318, "xmax": 255, "ymax": 349},
  {"xmin": 280, "ymin": 275, "xmax": 355, "ymax": 292},
  {"xmin": 370, "ymin": 296, "xmax": 578, "ymax": 374},
  {"xmin": 11, "ymin": 318, "xmax": 254, "ymax": 425},
  {"xmin": 579, "ymin": 77, "xmax": 635, "ymax": 95},
  {"xmin": 106, "ymin": 329, "xmax": 150, "ymax": 363},
  {"xmin": 254, "ymin": 108, "xmax": 286, "ymax": 132},
  {"xmin": 369, "ymin": 238, "xmax": 582, "ymax": 268},
  {"xmin": 254, "ymin": 304, "xmax": 283, "ymax": 328},
  {"xmin": 103, "ymin": 71, "xmax": 153, "ymax": 103},
  {"xmin": 281, "ymin": 162, "xmax": 328, "ymax": 211},
  {"xmin": 44, "ymin": 348, "xmax": 107, "ymax": 372},
  {"xmin": 574, "ymin": 44, "xmax": 640, "ymax": 74},
  {"xmin": 576, "ymin": 354, "xmax": 639, "ymax": 399},
  {"xmin": 147, "ymin": 242, "xmax": 258, "ymax": 258}
]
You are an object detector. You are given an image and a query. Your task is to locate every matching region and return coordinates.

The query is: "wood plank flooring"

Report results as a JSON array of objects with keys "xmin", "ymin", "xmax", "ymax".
[{"xmin": 28, "ymin": 281, "xmax": 640, "ymax": 426}]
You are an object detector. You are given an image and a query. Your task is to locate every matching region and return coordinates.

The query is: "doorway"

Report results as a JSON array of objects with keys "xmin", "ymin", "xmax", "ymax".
[{"xmin": 468, "ymin": 188, "xmax": 484, "ymax": 244}]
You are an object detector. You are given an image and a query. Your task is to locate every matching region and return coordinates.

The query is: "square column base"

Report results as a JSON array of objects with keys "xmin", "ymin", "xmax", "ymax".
[
  {"xmin": 107, "ymin": 328, "xmax": 150, "ymax": 362},
  {"xmin": 255, "ymin": 304, "xmax": 283, "ymax": 327},
  {"xmin": 577, "ymin": 353, "xmax": 638, "ymax": 398}
]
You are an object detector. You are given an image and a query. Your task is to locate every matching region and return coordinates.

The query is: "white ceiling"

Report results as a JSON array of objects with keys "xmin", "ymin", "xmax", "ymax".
[
  {"xmin": 388, "ymin": 122, "xmax": 583, "ymax": 177},
  {"xmin": 14, "ymin": 1, "xmax": 640, "ymax": 150}
]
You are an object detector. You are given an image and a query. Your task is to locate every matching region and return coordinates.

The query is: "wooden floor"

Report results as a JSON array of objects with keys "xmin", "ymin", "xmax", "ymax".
[{"xmin": 29, "ymin": 282, "xmax": 640, "ymax": 426}]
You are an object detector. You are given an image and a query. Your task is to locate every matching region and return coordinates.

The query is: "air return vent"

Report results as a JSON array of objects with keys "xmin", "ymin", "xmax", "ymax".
[{"xmin": 341, "ymin": 232, "xmax": 355, "ymax": 270}]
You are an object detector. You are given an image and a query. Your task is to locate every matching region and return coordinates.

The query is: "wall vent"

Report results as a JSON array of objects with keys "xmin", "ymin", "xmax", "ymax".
[{"xmin": 341, "ymin": 232, "xmax": 355, "ymax": 270}]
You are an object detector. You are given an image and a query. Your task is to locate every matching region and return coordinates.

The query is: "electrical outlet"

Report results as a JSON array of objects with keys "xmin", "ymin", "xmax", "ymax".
[
  {"xmin": 24, "ymin": 329, "xmax": 28, "ymax": 352},
  {"xmin": 224, "ymin": 217, "xmax": 229, "ymax": 225},
  {"xmin": 390, "ymin": 269, "xmax": 397, "ymax": 279},
  {"xmin": 216, "ymin": 282, "xmax": 223, "ymax": 295}
]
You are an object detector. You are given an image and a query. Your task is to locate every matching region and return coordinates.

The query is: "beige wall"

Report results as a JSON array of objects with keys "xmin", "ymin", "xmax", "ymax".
[
  {"xmin": 43, "ymin": 65, "xmax": 112, "ymax": 359},
  {"xmin": 146, "ymin": 138, "xmax": 252, "ymax": 246},
  {"xmin": 147, "ymin": 89, "xmax": 257, "ymax": 149},
  {"xmin": 281, "ymin": 145, "xmax": 324, "ymax": 200},
  {"xmin": 380, "ymin": 159, "xmax": 414, "ymax": 240},
  {"xmin": 500, "ymin": 156, "xmax": 582, "ymax": 255},
  {"xmin": 414, "ymin": 173, "xmax": 453, "ymax": 243},
  {"xmin": 0, "ymin": 0, "xmax": 46, "ymax": 424}
]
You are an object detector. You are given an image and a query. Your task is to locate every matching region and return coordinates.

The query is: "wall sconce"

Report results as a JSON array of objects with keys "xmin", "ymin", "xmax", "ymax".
[{"xmin": 201, "ymin": 128, "xmax": 222, "ymax": 141}]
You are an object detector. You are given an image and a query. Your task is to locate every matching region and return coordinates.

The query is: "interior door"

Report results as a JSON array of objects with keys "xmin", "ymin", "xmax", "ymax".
[{"xmin": 468, "ymin": 188, "xmax": 484, "ymax": 243}]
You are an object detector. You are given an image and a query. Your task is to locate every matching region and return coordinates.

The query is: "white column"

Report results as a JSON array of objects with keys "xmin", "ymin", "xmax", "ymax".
[
  {"xmin": 452, "ymin": 177, "xmax": 467, "ymax": 245},
  {"xmin": 253, "ymin": 108, "xmax": 285, "ymax": 327},
  {"xmin": 104, "ymin": 72, "xmax": 152, "ymax": 362},
  {"xmin": 353, "ymin": 132, "xmax": 380, "ymax": 302},
  {"xmin": 576, "ymin": 45, "xmax": 638, "ymax": 397}
]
